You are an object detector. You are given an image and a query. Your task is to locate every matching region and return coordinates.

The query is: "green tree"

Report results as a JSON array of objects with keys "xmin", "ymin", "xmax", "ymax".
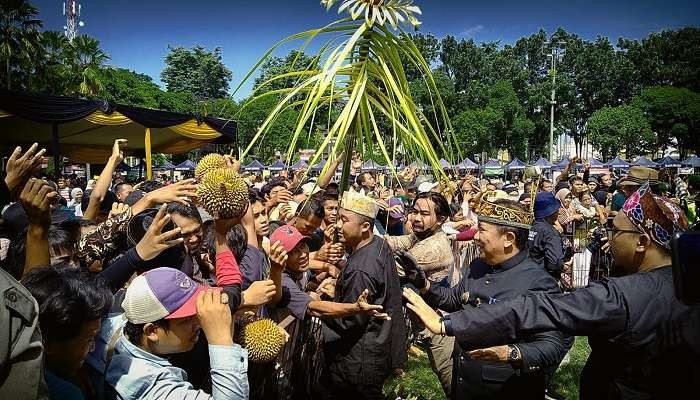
[
  {"xmin": 34, "ymin": 30, "xmax": 69, "ymax": 94},
  {"xmin": 453, "ymin": 107, "xmax": 501, "ymax": 157},
  {"xmin": 452, "ymin": 81, "xmax": 534, "ymax": 159},
  {"xmin": 252, "ymin": 50, "xmax": 318, "ymax": 93},
  {"xmin": 400, "ymin": 32, "xmax": 440, "ymax": 81},
  {"xmin": 619, "ymin": 27, "xmax": 700, "ymax": 92},
  {"xmin": 631, "ymin": 86, "xmax": 700, "ymax": 158},
  {"xmin": 66, "ymin": 35, "xmax": 110, "ymax": 96},
  {"xmin": 0, "ymin": 0, "xmax": 42, "ymax": 90},
  {"xmin": 587, "ymin": 105, "xmax": 655, "ymax": 160},
  {"xmin": 161, "ymin": 45, "xmax": 232, "ymax": 100},
  {"xmin": 98, "ymin": 67, "xmax": 164, "ymax": 108}
]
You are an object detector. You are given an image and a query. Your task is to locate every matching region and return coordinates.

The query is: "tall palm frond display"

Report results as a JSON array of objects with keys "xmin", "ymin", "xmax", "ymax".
[{"xmin": 235, "ymin": 0, "xmax": 456, "ymax": 189}]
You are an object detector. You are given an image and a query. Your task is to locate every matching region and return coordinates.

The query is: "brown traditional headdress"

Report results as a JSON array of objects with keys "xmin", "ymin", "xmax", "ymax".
[{"xmin": 476, "ymin": 176, "xmax": 540, "ymax": 229}]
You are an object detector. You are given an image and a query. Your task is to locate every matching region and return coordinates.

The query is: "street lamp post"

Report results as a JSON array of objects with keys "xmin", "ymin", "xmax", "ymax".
[{"xmin": 544, "ymin": 39, "xmax": 565, "ymax": 160}]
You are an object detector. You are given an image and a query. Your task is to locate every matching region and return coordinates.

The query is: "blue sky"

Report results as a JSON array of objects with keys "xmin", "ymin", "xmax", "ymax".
[{"xmin": 34, "ymin": 0, "xmax": 699, "ymax": 100}]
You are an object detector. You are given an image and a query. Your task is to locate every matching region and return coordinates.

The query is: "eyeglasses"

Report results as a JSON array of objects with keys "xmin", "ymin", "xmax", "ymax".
[{"xmin": 606, "ymin": 227, "xmax": 641, "ymax": 242}]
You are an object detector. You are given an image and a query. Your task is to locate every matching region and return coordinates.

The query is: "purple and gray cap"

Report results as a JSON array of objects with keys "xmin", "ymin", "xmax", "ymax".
[{"xmin": 122, "ymin": 267, "xmax": 209, "ymax": 324}]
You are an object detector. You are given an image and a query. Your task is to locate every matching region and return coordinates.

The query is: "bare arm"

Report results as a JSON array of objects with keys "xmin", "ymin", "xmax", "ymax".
[
  {"xmin": 19, "ymin": 179, "xmax": 57, "ymax": 276},
  {"xmin": 317, "ymin": 156, "xmax": 342, "ymax": 190},
  {"xmin": 307, "ymin": 289, "xmax": 386, "ymax": 319},
  {"xmin": 84, "ymin": 139, "xmax": 125, "ymax": 221},
  {"xmin": 239, "ymin": 204, "xmax": 258, "ymax": 248},
  {"xmin": 307, "ymin": 300, "xmax": 362, "ymax": 318},
  {"xmin": 267, "ymin": 242, "xmax": 287, "ymax": 306}
]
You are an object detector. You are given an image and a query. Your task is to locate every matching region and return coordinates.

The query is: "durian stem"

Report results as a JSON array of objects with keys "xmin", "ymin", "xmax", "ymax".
[
  {"xmin": 336, "ymin": 26, "xmax": 372, "ymax": 243},
  {"xmin": 338, "ymin": 26, "xmax": 372, "ymax": 197}
]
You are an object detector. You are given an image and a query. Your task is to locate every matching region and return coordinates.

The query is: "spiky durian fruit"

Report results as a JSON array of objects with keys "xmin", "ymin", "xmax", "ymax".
[
  {"xmin": 242, "ymin": 318, "xmax": 286, "ymax": 363},
  {"xmin": 195, "ymin": 153, "xmax": 227, "ymax": 180},
  {"xmin": 197, "ymin": 168, "xmax": 249, "ymax": 218}
]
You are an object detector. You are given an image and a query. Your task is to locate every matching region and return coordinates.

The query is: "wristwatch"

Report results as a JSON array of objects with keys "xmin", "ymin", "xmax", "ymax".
[{"xmin": 507, "ymin": 344, "xmax": 521, "ymax": 364}]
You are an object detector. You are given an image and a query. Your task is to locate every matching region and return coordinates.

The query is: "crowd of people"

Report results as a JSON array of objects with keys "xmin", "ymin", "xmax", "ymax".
[{"xmin": 0, "ymin": 139, "xmax": 698, "ymax": 400}]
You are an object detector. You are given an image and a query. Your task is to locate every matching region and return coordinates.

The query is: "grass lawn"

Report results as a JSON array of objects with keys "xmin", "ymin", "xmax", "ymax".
[{"xmin": 383, "ymin": 337, "xmax": 591, "ymax": 400}]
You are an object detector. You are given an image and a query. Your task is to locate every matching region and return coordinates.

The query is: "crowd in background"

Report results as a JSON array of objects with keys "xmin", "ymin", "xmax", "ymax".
[{"xmin": 1, "ymin": 139, "xmax": 699, "ymax": 400}]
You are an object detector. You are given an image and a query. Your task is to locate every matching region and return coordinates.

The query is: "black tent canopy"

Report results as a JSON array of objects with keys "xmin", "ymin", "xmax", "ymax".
[{"xmin": 0, "ymin": 91, "xmax": 236, "ymax": 178}]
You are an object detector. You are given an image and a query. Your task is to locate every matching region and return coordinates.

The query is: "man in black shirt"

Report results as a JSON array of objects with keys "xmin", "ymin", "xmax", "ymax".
[
  {"xmin": 529, "ymin": 192, "xmax": 565, "ymax": 280},
  {"xmin": 401, "ymin": 197, "xmax": 571, "ymax": 400},
  {"xmin": 405, "ymin": 182, "xmax": 699, "ymax": 400},
  {"xmin": 316, "ymin": 190, "xmax": 406, "ymax": 400}
]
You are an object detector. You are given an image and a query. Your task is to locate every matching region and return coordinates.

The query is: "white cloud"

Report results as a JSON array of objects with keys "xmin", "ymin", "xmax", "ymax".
[{"xmin": 461, "ymin": 24, "xmax": 484, "ymax": 37}]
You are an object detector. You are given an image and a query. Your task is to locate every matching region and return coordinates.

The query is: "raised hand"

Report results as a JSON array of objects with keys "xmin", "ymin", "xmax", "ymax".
[
  {"xmin": 135, "ymin": 206, "xmax": 184, "ymax": 261},
  {"xmin": 112, "ymin": 139, "xmax": 127, "ymax": 163},
  {"xmin": 278, "ymin": 202, "xmax": 293, "ymax": 221},
  {"xmin": 108, "ymin": 202, "xmax": 130, "ymax": 218},
  {"xmin": 241, "ymin": 279, "xmax": 277, "ymax": 307},
  {"xmin": 271, "ymin": 189, "xmax": 293, "ymax": 207},
  {"xmin": 316, "ymin": 242, "xmax": 344, "ymax": 264},
  {"xmin": 146, "ymin": 178, "xmax": 198, "ymax": 205},
  {"xmin": 19, "ymin": 178, "xmax": 57, "ymax": 228},
  {"xmin": 223, "ymin": 155, "xmax": 241, "ymax": 173},
  {"xmin": 5, "ymin": 143, "xmax": 46, "ymax": 195},
  {"xmin": 196, "ymin": 288, "xmax": 233, "ymax": 346},
  {"xmin": 317, "ymin": 277, "xmax": 337, "ymax": 298},
  {"xmin": 269, "ymin": 241, "xmax": 288, "ymax": 269}
]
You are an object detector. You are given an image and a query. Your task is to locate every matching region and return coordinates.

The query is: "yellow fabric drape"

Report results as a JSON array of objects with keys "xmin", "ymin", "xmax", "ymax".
[
  {"xmin": 145, "ymin": 128, "xmax": 152, "ymax": 179},
  {"xmin": 169, "ymin": 119, "xmax": 222, "ymax": 140},
  {"xmin": 84, "ymin": 110, "xmax": 131, "ymax": 126},
  {"xmin": 0, "ymin": 109, "xmax": 11, "ymax": 118}
]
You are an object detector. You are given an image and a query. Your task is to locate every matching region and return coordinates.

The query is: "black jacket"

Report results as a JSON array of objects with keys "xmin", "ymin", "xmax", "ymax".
[
  {"xmin": 425, "ymin": 250, "xmax": 571, "ymax": 400},
  {"xmin": 322, "ymin": 236, "xmax": 407, "ymax": 386},
  {"xmin": 443, "ymin": 266, "xmax": 700, "ymax": 400},
  {"xmin": 528, "ymin": 219, "xmax": 564, "ymax": 277}
]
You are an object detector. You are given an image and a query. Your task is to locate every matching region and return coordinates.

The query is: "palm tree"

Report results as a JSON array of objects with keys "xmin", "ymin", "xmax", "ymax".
[
  {"xmin": 66, "ymin": 35, "xmax": 110, "ymax": 96},
  {"xmin": 0, "ymin": 0, "xmax": 43, "ymax": 90},
  {"xmin": 35, "ymin": 30, "xmax": 70, "ymax": 94},
  {"xmin": 235, "ymin": 0, "xmax": 456, "ymax": 188}
]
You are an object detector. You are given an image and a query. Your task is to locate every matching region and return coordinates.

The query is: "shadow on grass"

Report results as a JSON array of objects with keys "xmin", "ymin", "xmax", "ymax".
[
  {"xmin": 383, "ymin": 337, "xmax": 592, "ymax": 400},
  {"xmin": 550, "ymin": 337, "xmax": 592, "ymax": 400},
  {"xmin": 383, "ymin": 351, "xmax": 446, "ymax": 400}
]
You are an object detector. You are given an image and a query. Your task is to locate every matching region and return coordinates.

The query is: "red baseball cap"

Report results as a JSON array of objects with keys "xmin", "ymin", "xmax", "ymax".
[{"xmin": 270, "ymin": 224, "xmax": 309, "ymax": 252}]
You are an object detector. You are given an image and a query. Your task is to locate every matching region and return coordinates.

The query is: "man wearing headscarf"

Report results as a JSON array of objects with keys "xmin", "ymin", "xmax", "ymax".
[{"xmin": 405, "ymin": 181, "xmax": 700, "ymax": 400}]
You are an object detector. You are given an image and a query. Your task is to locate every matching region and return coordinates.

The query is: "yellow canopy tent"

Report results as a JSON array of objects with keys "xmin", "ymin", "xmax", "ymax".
[{"xmin": 0, "ymin": 91, "xmax": 236, "ymax": 179}]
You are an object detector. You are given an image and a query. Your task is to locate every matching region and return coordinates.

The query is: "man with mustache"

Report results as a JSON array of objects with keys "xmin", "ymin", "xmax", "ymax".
[{"xmin": 385, "ymin": 191, "xmax": 456, "ymax": 395}]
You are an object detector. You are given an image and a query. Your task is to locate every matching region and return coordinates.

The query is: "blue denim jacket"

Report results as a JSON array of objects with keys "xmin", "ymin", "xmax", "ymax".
[{"xmin": 87, "ymin": 314, "xmax": 249, "ymax": 400}]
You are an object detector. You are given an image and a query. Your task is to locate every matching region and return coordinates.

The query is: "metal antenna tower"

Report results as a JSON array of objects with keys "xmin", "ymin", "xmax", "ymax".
[{"xmin": 63, "ymin": 0, "xmax": 85, "ymax": 42}]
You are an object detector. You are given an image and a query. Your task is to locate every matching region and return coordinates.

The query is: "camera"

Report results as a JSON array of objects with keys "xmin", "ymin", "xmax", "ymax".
[{"xmin": 671, "ymin": 227, "xmax": 700, "ymax": 305}]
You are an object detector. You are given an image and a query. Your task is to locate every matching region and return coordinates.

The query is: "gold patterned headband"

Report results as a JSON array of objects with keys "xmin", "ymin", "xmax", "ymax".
[{"xmin": 475, "ymin": 176, "xmax": 540, "ymax": 229}]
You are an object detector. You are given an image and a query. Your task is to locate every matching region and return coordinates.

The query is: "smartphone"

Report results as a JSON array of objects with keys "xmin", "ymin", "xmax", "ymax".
[{"xmin": 671, "ymin": 231, "xmax": 700, "ymax": 305}]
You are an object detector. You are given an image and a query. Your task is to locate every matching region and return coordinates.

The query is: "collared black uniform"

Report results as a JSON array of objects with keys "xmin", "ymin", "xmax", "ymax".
[
  {"xmin": 317, "ymin": 236, "xmax": 406, "ymax": 400},
  {"xmin": 529, "ymin": 218, "xmax": 565, "ymax": 278},
  {"xmin": 424, "ymin": 250, "xmax": 571, "ymax": 400},
  {"xmin": 443, "ymin": 266, "xmax": 700, "ymax": 400}
]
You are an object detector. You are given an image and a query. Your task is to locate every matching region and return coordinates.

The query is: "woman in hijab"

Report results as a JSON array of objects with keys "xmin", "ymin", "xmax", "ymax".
[
  {"xmin": 555, "ymin": 188, "xmax": 582, "ymax": 235},
  {"xmin": 67, "ymin": 187, "xmax": 83, "ymax": 217}
]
